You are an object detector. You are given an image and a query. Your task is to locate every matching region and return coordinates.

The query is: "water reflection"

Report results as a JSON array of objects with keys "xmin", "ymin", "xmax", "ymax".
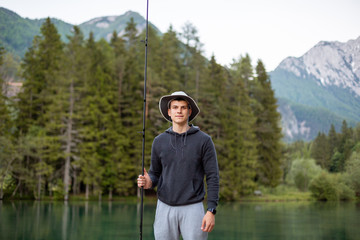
[
  {"xmin": 211, "ymin": 201, "xmax": 360, "ymax": 240},
  {"xmin": 1, "ymin": 201, "xmax": 359, "ymax": 240}
]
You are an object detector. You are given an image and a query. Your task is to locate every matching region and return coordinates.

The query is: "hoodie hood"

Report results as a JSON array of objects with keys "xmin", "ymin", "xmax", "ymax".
[
  {"xmin": 166, "ymin": 125, "xmax": 200, "ymax": 155},
  {"xmin": 165, "ymin": 125, "xmax": 200, "ymax": 136}
]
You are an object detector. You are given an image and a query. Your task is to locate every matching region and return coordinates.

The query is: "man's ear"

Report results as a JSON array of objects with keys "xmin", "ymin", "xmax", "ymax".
[{"xmin": 188, "ymin": 108, "xmax": 192, "ymax": 116}]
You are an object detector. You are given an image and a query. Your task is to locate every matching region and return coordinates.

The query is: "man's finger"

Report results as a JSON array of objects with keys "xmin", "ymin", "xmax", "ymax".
[{"xmin": 201, "ymin": 219, "xmax": 206, "ymax": 231}]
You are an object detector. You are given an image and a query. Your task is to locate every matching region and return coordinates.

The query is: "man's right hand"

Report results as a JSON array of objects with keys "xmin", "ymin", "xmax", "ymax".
[{"xmin": 137, "ymin": 168, "xmax": 152, "ymax": 189}]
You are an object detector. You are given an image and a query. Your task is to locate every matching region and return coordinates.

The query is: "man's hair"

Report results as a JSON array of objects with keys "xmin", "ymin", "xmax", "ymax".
[{"xmin": 168, "ymin": 97, "xmax": 191, "ymax": 109}]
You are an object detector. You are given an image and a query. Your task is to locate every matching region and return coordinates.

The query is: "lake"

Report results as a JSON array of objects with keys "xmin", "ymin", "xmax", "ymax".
[{"xmin": 1, "ymin": 200, "xmax": 359, "ymax": 240}]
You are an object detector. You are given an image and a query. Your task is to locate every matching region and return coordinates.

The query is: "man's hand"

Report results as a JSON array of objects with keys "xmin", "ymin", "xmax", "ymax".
[
  {"xmin": 137, "ymin": 168, "xmax": 152, "ymax": 189},
  {"xmin": 201, "ymin": 211, "xmax": 215, "ymax": 232}
]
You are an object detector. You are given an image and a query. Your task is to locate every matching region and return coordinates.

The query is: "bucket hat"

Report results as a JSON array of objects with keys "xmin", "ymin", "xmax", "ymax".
[{"xmin": 159, "ymin": 91, "xmax": 200, "ymax": 122}]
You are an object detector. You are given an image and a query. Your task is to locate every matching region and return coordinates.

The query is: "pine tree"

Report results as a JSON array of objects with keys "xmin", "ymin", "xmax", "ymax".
[
  {"xmin": 179, "ymin": 22, "xmax": 206, "ymax": 98},
  {"xmin": 311, "ymin": 132, "xmax": 331, "ymax": 169},
  {"xmin": 219, "ymin": 56, "xmax": 258, "ymax": 200},
  {"xmin": 121, "ymin": 18, "xmax": 144, "ymax": 196},
  {"xmin": 197, "ymin": 55, "xmax": 225, "ymax": 139},
  {"xmin": 15, "ymin": 18, "xmax": 64, "ymax": 199},
  {"xmin": 0, "ymin": 46, "xmax": 16, "ymax": 199},
  {"xmin": 339, "ymin": 120, "xmax": 354, "ymax": 162},
  {"xmin": 159, "ymin": 26, "xmax": 182, "ymax": 93},
  {"xmin": 110, "ymin": 31, "xmax": 126, "ymax": 117},
  {"xmin": 328, "ymin": 124, "xmax": 338, "ymax": 154},
  {"xmin": 252, "ymin": 59, "xmax": 283, "ymax": 187},
  {"xmin": 58, "ymin": 26, "xmax": 88, "ymax": 200},
  {"xmin": 0, "ymin": 46, "xmax": 11, "ymax": 136}
]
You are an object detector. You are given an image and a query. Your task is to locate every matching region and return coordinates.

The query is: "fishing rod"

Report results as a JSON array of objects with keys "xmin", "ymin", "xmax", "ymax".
[{"xmin": 140, "ymin": 0, "xmax": 149, "ymax": 239}]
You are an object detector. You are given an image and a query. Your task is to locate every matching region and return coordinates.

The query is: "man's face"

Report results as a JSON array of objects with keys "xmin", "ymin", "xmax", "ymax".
[{"xmin": 168, "ymin": 100, "xmax": 192, "ymax": 125}]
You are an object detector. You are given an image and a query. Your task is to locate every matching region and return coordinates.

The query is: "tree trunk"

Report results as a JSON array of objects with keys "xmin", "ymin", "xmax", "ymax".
[
  {"xmin": 37, "ymin": 174, "xmax": 41, "ymax": 200},
  {"xmin": 0, "ymin": 181, "xmax": 4, "ymax": 199},
  {"xmin": 12, "ymin": 180, "xmax": 21, "ymax": 198},
  {"xmin": 108, "ymin": 188, "xmax": 113, "ymax": 201},
  {"xmin": 85, "ymin": 183, "xmax": 89, "ymax": 200},
  {"xmin": 64, "ymin": 78, "xmax": 74, "ymax": 201},
  {"xmin": 195, "ymin": 69, "xmax": 199, "ymax": 102},
  {"xmin": 72, "ymin": 169, "xmax": 78, "ymax": 195},
  {"xmin": 37, "ymin": 158, "xmax": 42, "ymax": 200},
  {"xmin": 118, "ymin": 67, "xmax": 123, "ymax": 116}
]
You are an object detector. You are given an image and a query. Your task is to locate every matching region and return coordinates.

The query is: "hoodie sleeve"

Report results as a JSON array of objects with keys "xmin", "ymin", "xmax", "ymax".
[
  {"xmin": 202, "ymin": 137, "xmax": 220, "ymax": 209},
  {"xmin": 148, "ymin": 137, "xmax": 162, "ymax": 188}
]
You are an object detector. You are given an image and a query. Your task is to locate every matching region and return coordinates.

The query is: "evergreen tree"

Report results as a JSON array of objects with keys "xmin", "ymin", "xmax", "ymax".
[
  {"xmin": 220, "ymin": 56, "xmax": 258, "ymax": 200},
  {"xmin": 310, "ymin": 132, "xmax": 331, "ymax": 169},
  {"xmin": 198, "ymin": 55, "xmax": 225, "ymax": 139},
  {"xmin": 159, "ymin": 26, "xmax": 182, "ymax": 93},
  {"xmin": 252, "ymin": 59, "xmax": 283, "ymax": 187},
  {"xmin": 0, "ymin": 46, "xmax": 11, "ymax": 136},
  {"xmin": 59, "ymin": 26, "xmax": 87, "ymax": 200},
  {"xmin": 110, "ymin": 31, "xmax": 126, "ymax": 116},
  {"xmin": 121, "ymin": 18, "xmax": 144, "ymax": 196},
  {"xmin": 15, "ymin": 18, "xmax": 64, "ymax": 199},
  {"xmin": 179, "ymin": 22, "xmax": 205, "ymax": 94},
  {"xmin": 338, "ymin": 120, "xmax": 354, "ymax": 162},
  {"xmin": 328, "ymin": 124, "xmax": 338, "ymax": 154},
  {"xmin": 0, "ymin": 46, "xmax": 16, "ymax": 199}
]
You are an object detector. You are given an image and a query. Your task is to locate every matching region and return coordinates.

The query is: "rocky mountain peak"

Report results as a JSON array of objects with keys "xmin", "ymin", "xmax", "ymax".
[{"xmin": 277, "ymin": 36, "xmax": 360, "ymax": 96}]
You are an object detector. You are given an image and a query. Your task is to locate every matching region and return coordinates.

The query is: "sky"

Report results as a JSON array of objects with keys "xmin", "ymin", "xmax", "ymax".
[{"xmin": 1, "ymin": 0, "xmax": 360, "ymax": 71}]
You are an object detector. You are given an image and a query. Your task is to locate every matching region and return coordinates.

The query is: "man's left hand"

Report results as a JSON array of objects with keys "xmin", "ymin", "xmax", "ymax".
[{"xmin": 201, "ymin": 211, "xmax": 215, "ymax": 232}]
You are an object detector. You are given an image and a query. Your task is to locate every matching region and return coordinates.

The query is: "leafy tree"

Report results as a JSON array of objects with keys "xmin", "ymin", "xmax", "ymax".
[
  {"xmin": 344, "ymin": 150, "xmax": 360, "ymax": 196},
  {"xmin": 309, "ymin": 171, "xmax": 354, "ymax": 201},
  {"xmin": 287, "ymin": 158, "xmax": 322, "ymax": 191}
]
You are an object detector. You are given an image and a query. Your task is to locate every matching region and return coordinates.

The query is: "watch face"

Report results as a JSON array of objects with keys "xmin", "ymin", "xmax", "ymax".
[{"xmin": 208, "ymin": 208, "xmax": 216, "ymax": 215}]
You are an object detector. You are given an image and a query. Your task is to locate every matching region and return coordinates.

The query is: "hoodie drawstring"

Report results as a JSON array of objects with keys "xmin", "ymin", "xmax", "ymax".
[{"xmin": 169, "ymin": 126, "xmax": 190, "ymax": 159}]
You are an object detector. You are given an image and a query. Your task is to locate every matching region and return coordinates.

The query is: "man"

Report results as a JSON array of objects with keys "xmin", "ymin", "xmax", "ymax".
[{"xmin": 137, "ymin": 91, "xmax": 220, "ymax": 240}]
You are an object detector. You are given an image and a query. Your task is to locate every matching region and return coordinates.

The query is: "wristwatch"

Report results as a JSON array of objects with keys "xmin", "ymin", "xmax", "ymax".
[{"xmin": 207, "ymin": 208, "xmax": 217, "ymax": 215}]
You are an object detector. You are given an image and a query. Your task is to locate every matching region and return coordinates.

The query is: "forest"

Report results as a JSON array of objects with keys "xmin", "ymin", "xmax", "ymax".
[{"xmin": 0, "ymin": 18, "xmax": 359, "ymax": 202}]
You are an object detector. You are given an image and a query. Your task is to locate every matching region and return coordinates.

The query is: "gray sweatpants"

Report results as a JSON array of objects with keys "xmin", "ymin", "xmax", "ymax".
[{"xmin": 154, "ymin": 200, "xmax": 208, "ymax": 240}]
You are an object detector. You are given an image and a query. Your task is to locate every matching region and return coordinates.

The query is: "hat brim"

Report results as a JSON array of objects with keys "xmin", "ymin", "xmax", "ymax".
[{"xmin": 159, "ymin": 94, "xmax": 200, "ymax": 122}]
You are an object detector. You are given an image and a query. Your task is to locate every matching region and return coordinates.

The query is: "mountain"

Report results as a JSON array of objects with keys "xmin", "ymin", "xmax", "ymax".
[
  {"xmin": 79, "ymin": 11, "xmax": 161, "ymax": 42},
  {"xmin": 270, "ymin": 36, "xmax": 360, "ymax": 141},
  {"xmin": 0, "ymin": 7, "xmax": 159, "ymax": 57},
  {"xmin": 0, "ymin": 7, "xmax": 73, "ymax": 57}
]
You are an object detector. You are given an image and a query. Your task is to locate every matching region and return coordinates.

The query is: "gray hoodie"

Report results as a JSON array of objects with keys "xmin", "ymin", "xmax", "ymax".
[{"xmin": 149, "ymin": 125, "xmax": 219, "ymax": 209}]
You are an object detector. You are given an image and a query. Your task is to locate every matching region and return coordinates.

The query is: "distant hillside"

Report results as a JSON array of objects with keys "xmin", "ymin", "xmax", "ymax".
[
  {"xmin": 0, "ymin": 7, "xmax": 159, "ymax": 57},
  {"xmin": 0, "ymin": 7, "xmax": 73, "ymax": 57},
  {"xmin": 270, "ymin": 36, "xmax": 360, "ymax": 141},
  {"xmin": 277, "ymin": 97, "xmax": 357, "ymax": 141}
]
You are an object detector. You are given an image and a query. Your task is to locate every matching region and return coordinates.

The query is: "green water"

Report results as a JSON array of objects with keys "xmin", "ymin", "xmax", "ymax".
[{"xmin": 1, "ymin": 200, "xmax": 359, "ymax": 240}]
